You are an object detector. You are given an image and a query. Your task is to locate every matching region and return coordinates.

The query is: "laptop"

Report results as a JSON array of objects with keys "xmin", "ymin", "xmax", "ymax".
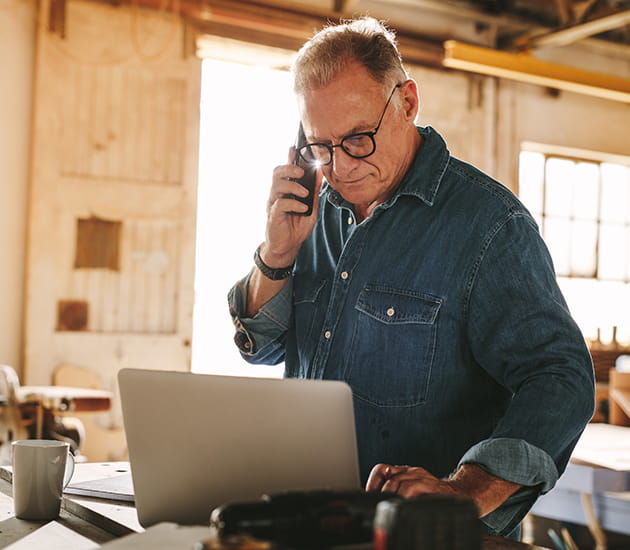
[{"xmin": 118, "ymin": 368, "xmax": 361, "ymax": 527}]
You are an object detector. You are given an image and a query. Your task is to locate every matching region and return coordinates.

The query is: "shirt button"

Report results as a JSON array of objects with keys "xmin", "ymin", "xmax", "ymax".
[
  {"xmin": 347, "ymin": 216, "xmax": 353, "ymax": 225},
  {"xmin": 386, "ymin": 307, "xmax": 395, "ymax": 317},
  {"xmin": 341, "ymin": 271, "xmax": 349, "ymax": 280},
  {"xmin": 324, "ymin": 330, "xmax": 332, "ymax": 339}
]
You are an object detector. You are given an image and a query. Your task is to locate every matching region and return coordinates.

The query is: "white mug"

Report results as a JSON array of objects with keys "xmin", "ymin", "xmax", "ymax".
[{"xmin": 12, "ymin": 440, "xmax": 75, "ymax": 520}]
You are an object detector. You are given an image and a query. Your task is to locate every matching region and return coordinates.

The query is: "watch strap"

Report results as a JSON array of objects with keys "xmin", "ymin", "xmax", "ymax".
[{"xmin": 254, "ymin": 244, "xmax": 294, "ymax": 280}]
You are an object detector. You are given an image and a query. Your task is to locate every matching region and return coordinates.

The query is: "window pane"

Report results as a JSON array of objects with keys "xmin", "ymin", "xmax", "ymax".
[
  {"xmin": 557, "ymin": 277, "xmax": 600, "ymax": 341},
  {"xmin": 521, "ymin": 150, "xmax": 630, "ymax": 342},
  {"xmin": 570, "ymin": 220, "xmax": 597, "ymax": 277},
  {"xmin": 545, "ymin": 158, "xmax": 574, "ymax": 217},
  {"xmin": 544, "ymin": 217, "xmax": 571, "ymax": 276},
  {"xmin": 599, "ymin": 223, "xmax": 626, "ymax": 280},
  {"xmin": 573, "ymin": 162, "xmax": 599, "ymax": 220},
  {"xmin": 518, "ymin": 151, "xmax": 545, "ymax": 215},
  {"xmin": 600, "ymin": 163, "xmax": 629, "ymax": 223},
  {"xmin": 558, "ymin": 277, "xmax": 630, "ymax": 345}
]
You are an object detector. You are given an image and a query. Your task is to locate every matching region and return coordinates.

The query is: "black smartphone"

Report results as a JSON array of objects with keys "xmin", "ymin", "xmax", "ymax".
[{"xmin": 287, "ymin": 123, "xmax": 318, "ymax": 216}]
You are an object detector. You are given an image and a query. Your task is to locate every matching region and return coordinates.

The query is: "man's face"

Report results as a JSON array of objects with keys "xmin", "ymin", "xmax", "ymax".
[{"xmin": 298, "ymin": 61, "xmax": 415, "ymax": 212}]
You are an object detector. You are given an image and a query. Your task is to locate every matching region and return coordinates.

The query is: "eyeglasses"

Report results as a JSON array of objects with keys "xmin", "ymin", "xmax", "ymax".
[{"xmin": 297, "ymin": 84, "xmax": 402, "ymax": 167}]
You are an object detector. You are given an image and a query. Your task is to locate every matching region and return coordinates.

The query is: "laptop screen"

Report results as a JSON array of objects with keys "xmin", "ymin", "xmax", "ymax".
[{"xmin": 118, "ymin": 368, "xmax": 360, "ymax": 527}]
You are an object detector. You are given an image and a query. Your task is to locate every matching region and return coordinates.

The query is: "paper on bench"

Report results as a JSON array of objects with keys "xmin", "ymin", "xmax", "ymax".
[{"xmin": 65, "ymin": 473, "xmax": 135, "ymax": 503}]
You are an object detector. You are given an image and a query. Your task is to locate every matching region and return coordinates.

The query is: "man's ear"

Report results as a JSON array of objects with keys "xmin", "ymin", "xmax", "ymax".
[{"xmin": 400, "ymin": 79, "xmax": 419, "ymax": 122}]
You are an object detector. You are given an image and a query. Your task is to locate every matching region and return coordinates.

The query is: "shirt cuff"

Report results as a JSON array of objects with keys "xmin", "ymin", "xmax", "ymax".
[
  {"xmin": 228, "ymin": 273, "xmax": 294, "ymax": 356},
  {"xmin": 458, "ymin": 438, "xmax": 559, "ymax": 536}
]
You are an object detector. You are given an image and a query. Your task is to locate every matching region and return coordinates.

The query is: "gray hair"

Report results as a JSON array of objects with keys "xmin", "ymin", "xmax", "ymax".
[{"xmin": 292, "ymin": 17, "xmax": 409, "ymax": 96}]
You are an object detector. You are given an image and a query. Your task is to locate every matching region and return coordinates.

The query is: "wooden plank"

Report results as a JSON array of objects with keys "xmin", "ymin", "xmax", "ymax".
[
  {"xmin": 95, "ymin": 523, "xmax": 551, "ymax": 550},
  {"xmin": 98, "ymin": 522, "xmax": 210, "ymax": 549},
  {"xmin": 1, "ymin": 463, "xmax": 142, "ymax": 535},
  {"xmin": 62, "ymin": 497, "xmax": 140, "ymax": 538},
  {"xmin": 0, "ymin": 467, "xmax": 118, "ymax": 547},
  {"xmin": 2, "ymin": 521, "xmax": 99, "ymax": 550},
  {"xmin": 443, "ymin": 40, "xmax": 630, "ymax": 104},
  {"xmin": 611, "ymin": 388, "xmax": 630, "ymax": 419},
  {"xmin": 117, "ymin": 219, "xmax": 133, "ymax": 332},
  {"xmin": 555, "ymin": 463, "xmax": 630, "ymax": 493},
  {"xmin": 60, "ymin": 65, "xmax": 188, "ymax": 185},
  {"xmin": 63, "ymin": 463, "xmax": 140, "ymax": 536},
  {"xmin": 512, "ymin": 9, "xmax": 630, "ymax": 50},
  {"xmin": 571, "ymin": 422, "xmax": 630, "ymax": 470},
  {"xmin": 145, "ymin": 221, "xmax": 161, "ymax": 333},
  {"xmin": 610, "ymin": 370, "xmax": 630, "ymax": 425},
  {"xmin": 160, "ymin": 222, "xmax": 178, "ymax": 332}
]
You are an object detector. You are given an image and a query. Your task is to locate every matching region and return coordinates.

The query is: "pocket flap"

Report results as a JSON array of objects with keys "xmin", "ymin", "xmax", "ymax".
[{"xmin": 356, "ymin": 285, "xmax": 441, "ymax": 325}]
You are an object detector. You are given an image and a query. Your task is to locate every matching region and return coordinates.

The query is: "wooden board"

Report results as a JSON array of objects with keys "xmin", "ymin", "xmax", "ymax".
[{"xmin": 22, "ymin": 0, "xmax": 202, "ymax": 426}]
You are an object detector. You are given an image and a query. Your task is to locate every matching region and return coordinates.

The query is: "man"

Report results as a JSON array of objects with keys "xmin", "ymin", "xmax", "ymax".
[{"xmin": 228, "ymin": 17, "xmax": 594, "ymax": 538}]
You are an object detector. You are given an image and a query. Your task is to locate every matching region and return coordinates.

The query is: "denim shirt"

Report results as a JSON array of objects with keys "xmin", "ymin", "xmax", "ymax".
[{"xmin": 228, "ymin": 126, "xmax": 595, "ymax": 536}]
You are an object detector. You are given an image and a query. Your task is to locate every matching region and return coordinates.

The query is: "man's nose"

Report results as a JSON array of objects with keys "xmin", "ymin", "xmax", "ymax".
[{"xmin": 331, "ymin": 146, "xmax": 359, "ymax": 176}]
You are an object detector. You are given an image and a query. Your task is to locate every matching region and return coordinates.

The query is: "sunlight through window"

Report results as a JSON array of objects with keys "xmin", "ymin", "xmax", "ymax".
[
  {"xmin": 191, "ymin": 58, "xmax": 299, "ymax": 376},
  {"xmin": 519, "ymin": 150, "xmax": 630, "ymax": 345}
]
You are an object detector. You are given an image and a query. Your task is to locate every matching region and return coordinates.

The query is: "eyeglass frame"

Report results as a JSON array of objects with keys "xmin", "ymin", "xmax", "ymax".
[{"xmin": 296, "ymin": 83, "xmax": 402, "ymax": 166}]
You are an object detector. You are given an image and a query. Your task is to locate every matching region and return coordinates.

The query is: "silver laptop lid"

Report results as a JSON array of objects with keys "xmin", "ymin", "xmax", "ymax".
[{"xmin": 118, "ymin": 368, "xmax": 360, "ymax": 527}]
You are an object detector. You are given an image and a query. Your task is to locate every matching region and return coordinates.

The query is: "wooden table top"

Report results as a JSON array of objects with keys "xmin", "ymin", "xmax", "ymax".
[{"xmin": 0, "ymin": 462, "xmax": 550, "ymax": 549}]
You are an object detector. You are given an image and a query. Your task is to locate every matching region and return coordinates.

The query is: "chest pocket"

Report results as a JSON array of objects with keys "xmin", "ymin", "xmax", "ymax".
[{"xmin": 345, "ymin": 285, "xmax": 442, "ymax": 407}]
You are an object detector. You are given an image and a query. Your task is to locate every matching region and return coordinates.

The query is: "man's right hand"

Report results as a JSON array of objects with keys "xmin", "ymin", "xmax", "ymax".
[
  {"xmin": 245, "ymin": 149, "xmax": 322, "ymax": 318},
  {"xmin": 262, "ymin": 147, "xmax": 323, "ymax": 267}
]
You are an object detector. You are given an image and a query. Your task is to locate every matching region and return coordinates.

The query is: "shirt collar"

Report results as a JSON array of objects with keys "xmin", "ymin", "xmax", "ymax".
[
  {"xmin": 325, "ymin": 125, "xmax": 450, "ymax": 210},
  {"xmin": 398, "ymin": 125, "xmax": 450, "ymax": 207}
]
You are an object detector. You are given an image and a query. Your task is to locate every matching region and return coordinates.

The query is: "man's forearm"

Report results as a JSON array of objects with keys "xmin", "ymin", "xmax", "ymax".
[
  {"xmin": 447, "ymin": 464, "xmax": 522, "ymax": 517},
  {"xmin": 245, "ymin": 241, "xmax": 299, "ymax": 318},
  {"xmin": 245, "ymin": 267, "xmax": 290, "ymax": 318}
]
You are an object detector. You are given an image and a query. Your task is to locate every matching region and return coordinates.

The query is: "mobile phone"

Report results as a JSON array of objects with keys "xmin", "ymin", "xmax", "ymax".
[{"xmin": 287, "ymin": 123, "xmax": 318, "ymax": 216}]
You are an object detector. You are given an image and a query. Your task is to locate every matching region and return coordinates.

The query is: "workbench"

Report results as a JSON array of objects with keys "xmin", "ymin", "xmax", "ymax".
[
  {"xmin": 530, "ymin": 423, "xmax": 630, "ymax": 547},
  {"xmin": 0, "ymin": 462, "xmax": 549, "ymax": 549}
]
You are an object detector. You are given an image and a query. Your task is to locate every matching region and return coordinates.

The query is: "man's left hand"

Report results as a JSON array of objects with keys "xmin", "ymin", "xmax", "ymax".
[{"xmin": 366, "ymin": 463, "xmax": 522, "ymax": 517}]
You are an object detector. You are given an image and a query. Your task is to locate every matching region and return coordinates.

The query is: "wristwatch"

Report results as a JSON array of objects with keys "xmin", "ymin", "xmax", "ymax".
[{"xmin": 254, "ymin": 244, "xmax": 294, "ymax": 280}]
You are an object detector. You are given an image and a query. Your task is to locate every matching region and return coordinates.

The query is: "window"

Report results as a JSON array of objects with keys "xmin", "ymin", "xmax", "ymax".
[
  {"xmin": 191, "ymin": 56, "xmax": 299, "ymax": 377},
  {"xmin": 519, "ymin": 148, "xmax": 630, "ymax": 345}
]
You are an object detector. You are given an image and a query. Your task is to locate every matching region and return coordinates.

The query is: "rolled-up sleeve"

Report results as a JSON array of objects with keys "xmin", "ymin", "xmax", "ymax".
[
  {"xmin": 228, "ymin": 272, "xmax": 294, "ymax": 364},
  {"xmin": 458, "ymin": 438, "xmax": 559, "ymax": 534},
  {"xmin": 464, "ymin": 212, "xmax": 595, "ymax": 535}
]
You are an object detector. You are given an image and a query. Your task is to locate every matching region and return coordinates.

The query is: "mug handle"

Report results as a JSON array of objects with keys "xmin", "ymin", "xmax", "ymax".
[{"xmin": 63, "ymin": 451, "xmax": 76, "ymax": 489}]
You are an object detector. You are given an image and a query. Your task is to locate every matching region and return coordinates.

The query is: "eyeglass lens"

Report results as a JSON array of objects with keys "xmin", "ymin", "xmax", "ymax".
[
  {"xmin": 300, "ymin": 135, "xmax": 375, "ymax": 165},
  {"xmin": 297, "ymin": 84, "xmax": 400, "ymax": 166}
]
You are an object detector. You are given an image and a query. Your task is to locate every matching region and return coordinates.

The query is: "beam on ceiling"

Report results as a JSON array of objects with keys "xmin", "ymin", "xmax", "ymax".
[
  {"xmin": 512, "ymin": 9, "xmax": 630, "ymax": 50},
  {"xmin": 443, "ymin": 40, "xmax": 630, "ymax": 103},
  {"xmin": 373, "ymin": 0, "xmax": 539, "ymax": 30},
  {"xmin": 335, "ymin": 0, "xmax": 361, "ymax": 12},
  {"xmin": 99, "ymin": 0, "xmax": 445, "ymax": 67},
  {"xmin": 554, "ymin": 0, "xmax": 571, "ymax": 26},
  {"xmin": 571, "ymin": 0, "xmax": 600, "ymax": 24}
]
